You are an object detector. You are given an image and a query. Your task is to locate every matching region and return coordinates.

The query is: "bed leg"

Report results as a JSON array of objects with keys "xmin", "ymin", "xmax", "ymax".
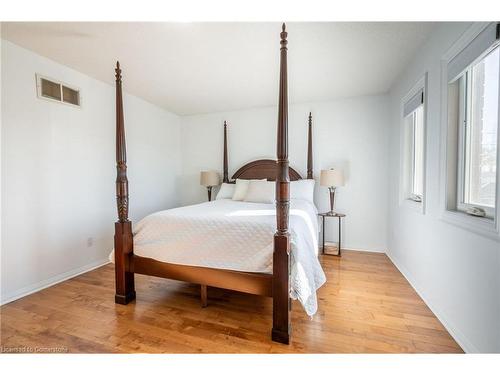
[
  {"xmin": 200, "ymin": 284, "xmax": 208, "ymax": 308},
  {"xmin": 272, "ymin": 234, "xmax": 291, "ymax": 344},
  {"xmin": 114, "ymin": 221, "xmax": 136, "ymax": 305}
]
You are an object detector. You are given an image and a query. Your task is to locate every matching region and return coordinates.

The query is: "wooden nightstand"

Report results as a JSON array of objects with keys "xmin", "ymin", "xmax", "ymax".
[{"xmin": 318, "ymin": 212, "xmax": 345, "ymax": 256}]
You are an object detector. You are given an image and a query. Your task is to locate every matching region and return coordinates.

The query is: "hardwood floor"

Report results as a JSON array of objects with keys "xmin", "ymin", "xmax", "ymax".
[{"xmin": 0, "ymin": 251, "xmax": 462, "ymax": 353}]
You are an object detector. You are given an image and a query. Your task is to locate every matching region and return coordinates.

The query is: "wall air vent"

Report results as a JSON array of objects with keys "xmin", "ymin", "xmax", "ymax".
[{"xmin": 36, "ymin": 74, "xmax": 81, "ymax": 107}]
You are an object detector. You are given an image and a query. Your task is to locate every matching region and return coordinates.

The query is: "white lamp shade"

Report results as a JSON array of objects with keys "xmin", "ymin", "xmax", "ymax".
[
  {"xmin": 320, "ymin": 169, "xmax": 344, "ymax": 187},
  {"xmin": 200, "ymin": 170, "xmax": 220, "ymax": 187}
]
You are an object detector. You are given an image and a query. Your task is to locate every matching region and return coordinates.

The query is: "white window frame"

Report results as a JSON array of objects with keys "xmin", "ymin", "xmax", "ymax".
[
  {"xmin": 399, "ymin": 74, "xmax": 427, "ymax": 214},
  {"xmin": 439, "ymin": 22, "xmax": 500, "ymax": 241},
  {"xmin": 455, "ymin": 61, "xmax": 497, "ymax": 219},
  {"xmin": 410, "ymin": 106, "xmax": 425, "ymax": 198},
  {"xmin": 35, "ymin": 74, "xmax": 82, "ymax": 108}
]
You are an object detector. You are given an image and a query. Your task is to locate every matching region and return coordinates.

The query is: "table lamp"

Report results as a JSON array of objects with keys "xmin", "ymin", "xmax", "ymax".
[
  {"xmin": 320, "ymin": 168, "xmax": 345, "ymax": 214},
  {"xmin": 200, "ymin": 171, "xmax": 220, "ymax": 201}
]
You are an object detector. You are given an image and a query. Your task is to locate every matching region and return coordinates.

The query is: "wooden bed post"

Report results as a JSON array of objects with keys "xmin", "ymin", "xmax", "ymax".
[
  {"xmin": 114, "ymin": 61, "xmax": 136, "ymax": 305},
  {"xmin": 272, "ymin": 23, "xmax": 291, "ymax": 345},
  {"xmin": 223, "ymin": 120, "xmax": 229, "ymax": 183},
  {"xmin": 307, "ymin": 112, "xmax": 313, "ymax": 179}
]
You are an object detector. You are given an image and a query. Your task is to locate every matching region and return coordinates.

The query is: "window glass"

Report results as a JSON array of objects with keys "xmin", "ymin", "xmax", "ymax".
[
  {"xmin": 463, "ymin": 46, "xmax": 499, "ymax": 208},
  {"xmin": 412, "ymin": 106, "xmax": 424, "ymax": 197},
  {"xmin": 403, "ymin": 101, "xmax": 424, "ymax": 202}
]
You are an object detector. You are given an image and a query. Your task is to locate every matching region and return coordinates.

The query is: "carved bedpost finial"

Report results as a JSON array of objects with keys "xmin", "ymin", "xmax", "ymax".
[
  {"xmin": 307, "ymin": 112, "xmax": 313, "ymax": 179},
  {"xmin": 223, "ymin": 120, "xmax": 229, "ymax": 183},
  {"xmin": 115, "ymin": 61, "xmax": 122, "ymax": 82},
  {"xmin": 280, "ymin": 23, "xmax": 288, "ymax": 49}
]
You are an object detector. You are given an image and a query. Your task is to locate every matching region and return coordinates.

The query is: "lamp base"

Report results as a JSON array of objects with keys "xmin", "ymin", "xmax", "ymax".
[{"xmin": 328, "ymin": 187, "xmax": 336, "ymax": 213}]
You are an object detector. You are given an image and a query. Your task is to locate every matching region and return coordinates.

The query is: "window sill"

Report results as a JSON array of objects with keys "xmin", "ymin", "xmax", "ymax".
[
  {"xmin": 400, "ymin": 198, "xmax": 425, "ymax": 214},
  {"xmin": 440, "ymin": 209, "xmax": 500, "ymax": 242}
]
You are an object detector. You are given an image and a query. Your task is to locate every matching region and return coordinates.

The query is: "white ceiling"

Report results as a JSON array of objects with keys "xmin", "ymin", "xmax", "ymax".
[{"xmin": 2, "ymin": 22, "xmax": 439, "ymax": 115}]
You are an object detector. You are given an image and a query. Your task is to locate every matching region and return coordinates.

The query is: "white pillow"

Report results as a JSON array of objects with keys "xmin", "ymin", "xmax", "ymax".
[
  {"xmin": 215, "ymin": 183, "xmax": 235, "ymax": 200},
  {"xmin": 290, "ymin": 179, "xmax": 315, "ymax": 203},
  {"xmin": 244, "ymin": 180, "xmax": 275, "ymax": 204},
  {"xmin": 232, "ymin": 179, "xmax": 265, "ymax": 201}
]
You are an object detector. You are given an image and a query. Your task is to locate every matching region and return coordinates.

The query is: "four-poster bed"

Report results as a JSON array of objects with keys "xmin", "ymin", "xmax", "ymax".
[{"xmin": 113, "ymin": 24, "xmax": 324, "ymax": 345}]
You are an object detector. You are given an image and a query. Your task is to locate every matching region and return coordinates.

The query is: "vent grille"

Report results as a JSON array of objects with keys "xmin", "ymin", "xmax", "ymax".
[
  {"xmin": 37, "ymin": 75, "xmax": 81, "ymax": 107},
  {"xmin": 62, "ymin": 85, "xmax": 80, "ymax": 105},
  {"xmin": 41, "ymin": 78, "xmax": 61, "ymax": 101}
]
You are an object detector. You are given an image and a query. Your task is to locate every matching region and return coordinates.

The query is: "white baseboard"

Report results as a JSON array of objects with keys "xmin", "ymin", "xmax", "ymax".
[
  {"xmin": 342, "ymin": 246, "xmax": 386, "ymax": 253},
  {"xmin": 0, "ymin": 258, "xmax": 110, "ymax": 306},
  {"xmin": 386, "ymin": 251, "xmax": 478, "ymax": 353}
]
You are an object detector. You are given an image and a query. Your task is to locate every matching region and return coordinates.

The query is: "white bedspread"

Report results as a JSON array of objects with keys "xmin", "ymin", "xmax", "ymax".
[{"xmin": 110, "ymin": 199, "xmax": 326, "ymax": 316}]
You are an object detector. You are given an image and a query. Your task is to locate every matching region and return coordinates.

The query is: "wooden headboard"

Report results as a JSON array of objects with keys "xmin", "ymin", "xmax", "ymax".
[
  {"xmin": 222, "ymin": 112, "xmax": 313, "ymax": 183},
  {"xmin": 231, "ymin": 159, "xmax": 302, "ymax": 181}
]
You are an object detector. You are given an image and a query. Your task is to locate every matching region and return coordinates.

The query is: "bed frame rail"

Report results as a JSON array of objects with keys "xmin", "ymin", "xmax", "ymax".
[{"xmin": 132, "ymin": 255, "xmax": 272, "ymax": 297}]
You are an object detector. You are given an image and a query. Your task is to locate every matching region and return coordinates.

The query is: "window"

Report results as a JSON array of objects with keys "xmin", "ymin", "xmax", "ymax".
[
  {"xmin": 37, "ymin": 75, "xmax": 81, "ymax": 107},
  {"xmin": 458, "ymin": 47, "xmax": 499, "ymax": 217},
  {"xmin": 446, "ymin": 23, "xmax": 499, "ymax": 221},
  {"xmin": 401, "ymin": 81, "xmax": 426, "ymax": 207}
]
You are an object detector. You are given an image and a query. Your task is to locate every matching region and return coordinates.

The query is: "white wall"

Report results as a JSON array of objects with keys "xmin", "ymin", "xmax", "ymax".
[
  {"xmin": 181, "ymin": 96, "xmax": 390, "ymax": 252},
  {"xmin": 0, "ymin": 33, "xmax": 3, "ymax": 299},
  {"xmin": 1, "ymin": 40, "xmax": 182, "ymax": 304},
  {"xmin": 387, "ymin": 23, "xmax": 500, "ymax": 353}
]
